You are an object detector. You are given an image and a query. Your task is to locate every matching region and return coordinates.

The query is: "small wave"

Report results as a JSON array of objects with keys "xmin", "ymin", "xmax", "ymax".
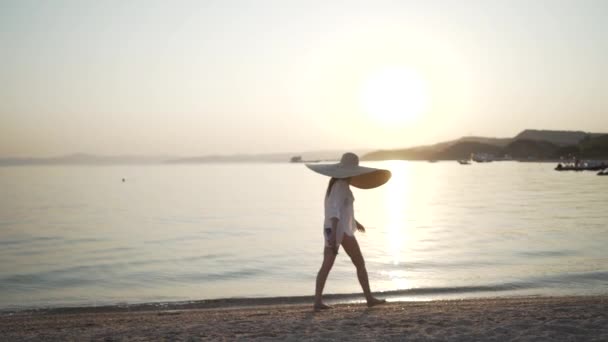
[
  {"xmin": 66, "ymin": 237, "xmax": 107, "ymax": 244},
  {"xmin": 0, "ymin": 252, "xmax": 234, "ymax": 292},
  {"xmin": 376, "ymin": 283, "xmax": 535, "ymax": 297},
  {"xmin": 538, "ymin": 270, "xmax": 608, "ymax": 283},
  {"xmin": 0, "ymin": 236, "xmax": 62, "ymax": 247},
  {"xmin": 175, "ymin": 267, "xmax": 269, "ymax": 282},
  {"xmin": 372, "ymin": 259, "xmax": 510, "ymax": 270},
  {"xmin": 516, "ymin": 250, "xmax": 579, "ymax": 258}
]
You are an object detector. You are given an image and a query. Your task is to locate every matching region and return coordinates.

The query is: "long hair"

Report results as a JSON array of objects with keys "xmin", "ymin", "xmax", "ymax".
[
  {"xmin": 325, "ymin": 177, "xmax": 350, "ymax": 198},
  {"xmin": 325, "ymin": 177, "xmax": 339, "ymax": 198}
]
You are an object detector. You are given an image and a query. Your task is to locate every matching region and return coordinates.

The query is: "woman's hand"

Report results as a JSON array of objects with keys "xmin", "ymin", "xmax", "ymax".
[{"xmin": 356, "ymin": 221, "xmax": 366, "ymax": 233}]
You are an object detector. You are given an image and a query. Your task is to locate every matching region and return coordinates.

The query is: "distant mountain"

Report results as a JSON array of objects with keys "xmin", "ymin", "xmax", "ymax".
[
  {"xmin": 363, "ymin": 129, "xmax": 608, "ymax": 161},
  {"xmin": 504, "ymin": 139, "xmax": 561, "ymax": 160},
  {"xmin": 513, "ymin": 129, "xmax": 594, "ymax": 146},
  {"xmin": 434, "ymin": 142, "xmax": 504, "ymax": 160},
  {"xmin": 0, "ymin": 154, "xmax": 172, "ymax": 166},
  {"xmin": 5, "ymin": 130, "xmax": 607, "ymax": 165},
  {"xmin": 0, "ymin": 150, "xmax": 370, "ymax": 166},
  {"xmin": 166, "ymin": 150, "xmax": 370, "ymax": 163},
  {"xmin": 364, "ymin": 136, "xmax": 511, "ymax": 161},
  {"xmin": 577, "ymin": 134, "xmax": 608, "ymax": 158},
  {"xmin": 167, "ymin": 153, "xmax": 292, "ymax": 163},
  {"xmin": 363, "ymin": 147, "xmax": 435, "ymax": 161},
  {"xmin": 457, "ymin": 136, "xmax": 513, "ymax": 147}
]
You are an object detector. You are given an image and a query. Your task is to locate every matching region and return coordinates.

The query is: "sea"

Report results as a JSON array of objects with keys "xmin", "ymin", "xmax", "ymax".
[{"xmin": 1, "ymin": 161, "xmax": 607, "ymax": 311}]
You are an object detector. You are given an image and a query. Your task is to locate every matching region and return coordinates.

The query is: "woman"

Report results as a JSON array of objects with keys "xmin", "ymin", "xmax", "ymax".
[{"xmin": 306, "ymin": 152, "xmax": 392, "ymax": 310}]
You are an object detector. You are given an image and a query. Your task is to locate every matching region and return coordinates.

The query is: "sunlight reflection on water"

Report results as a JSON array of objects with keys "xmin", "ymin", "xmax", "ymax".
[{"xmin": 385, "ymin": 160, "xmax": 408, "ymax": 267}]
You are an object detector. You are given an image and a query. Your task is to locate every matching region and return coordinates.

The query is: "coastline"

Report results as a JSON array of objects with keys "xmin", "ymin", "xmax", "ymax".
[
  {"xmin": 1, "ymin": 295, "xmax": 606, "ymax": 341},
  {"xmin": 0, "ymin": 284, "xmax": 544, "ymax": 316}
]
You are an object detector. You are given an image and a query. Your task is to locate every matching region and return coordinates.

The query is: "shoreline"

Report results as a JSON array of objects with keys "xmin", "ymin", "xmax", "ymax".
[
  {"xmin": 1, "ymin": 295, "xmax": 606, "ymax": 341},
  {"xmin": 0, "ymin": 284, "xmax": 565, "ymax": 316}
]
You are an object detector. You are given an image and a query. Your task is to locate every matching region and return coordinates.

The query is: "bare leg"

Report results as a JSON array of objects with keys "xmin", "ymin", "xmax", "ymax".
[
  {"xmin": 341, "ymin": 234, "xmax": 386, "ymax": 307},
  {"xmin": 314, "ymin": 247, "xmax": 337, "ymax": 310}
]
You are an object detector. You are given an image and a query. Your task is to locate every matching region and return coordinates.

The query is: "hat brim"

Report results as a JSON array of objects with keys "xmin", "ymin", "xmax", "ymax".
[
  {"xmin": 350, "ymin": 169, "xmax": 391, "ymax": 189},
  {"xmin": 305, "ymin": 163, "xmax": 391, "ymax": 189}
]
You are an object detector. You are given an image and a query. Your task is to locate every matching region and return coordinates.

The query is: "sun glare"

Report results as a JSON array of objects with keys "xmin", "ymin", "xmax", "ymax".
[{"xmin": 360, "ymin": 67, "xmax": 429, "ymax": 126}]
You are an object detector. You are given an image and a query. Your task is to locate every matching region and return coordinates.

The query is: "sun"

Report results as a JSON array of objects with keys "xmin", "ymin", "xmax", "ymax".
[{"xmin": 360, "ymin": 67, "xmax": 429, "ymax": 126}]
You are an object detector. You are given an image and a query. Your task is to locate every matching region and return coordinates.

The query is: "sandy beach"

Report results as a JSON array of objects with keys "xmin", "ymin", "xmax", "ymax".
[{"xmin": 1, "ymin": 296, "xmax": 606, "ymax": 341}]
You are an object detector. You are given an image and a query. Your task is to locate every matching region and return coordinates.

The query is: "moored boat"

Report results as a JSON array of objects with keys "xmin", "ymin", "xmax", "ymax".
[
  {"xmin": 556, "ymin": 161, "xmax": 607, "ymax": 172},
  {"xmin": 471, "ymin": 153, "xmax": 493, "ymax": 163}
]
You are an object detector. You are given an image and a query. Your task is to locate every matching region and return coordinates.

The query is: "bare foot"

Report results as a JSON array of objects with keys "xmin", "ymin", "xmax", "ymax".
[
  {"xmin": 366, "ymin": 297, "xmax": 387, "ymax": 307},
  {"xmin": 313, "ymin": 303, "xmax": 331, "ymax": 311}
]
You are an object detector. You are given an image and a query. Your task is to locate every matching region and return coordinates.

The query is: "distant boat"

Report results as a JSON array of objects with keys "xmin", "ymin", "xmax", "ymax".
[
  {"xmin": 428, "ymin": 160, "xmax": 438, "ymax": 163},
  {"xmin": 289, "ymin": 156, "xmax": 320, "ymax": 163},
  {"xmin": 458, "ymin": 160, "xmax": 471, "ymax": 165},
  {"xmin": 556, "ymin": 161, "xmax": 607, "ymax": 172},
  {"xmin": 471, "ymin": 153, "xmax": 493, "ymax": 163}
]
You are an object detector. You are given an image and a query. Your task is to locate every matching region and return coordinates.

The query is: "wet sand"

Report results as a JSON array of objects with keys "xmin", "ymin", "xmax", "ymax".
[{"xmin": 1, "ymin": 296, "xmax": 606, "ymax": 341}]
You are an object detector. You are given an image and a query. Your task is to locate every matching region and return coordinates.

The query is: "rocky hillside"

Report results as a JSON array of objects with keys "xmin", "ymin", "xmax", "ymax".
[
  {"xmin": 514, "ymin": 129, "xmax": 590, "ymax": 146},
  {"xmin": 363, "ymin": 130, "xmax": 608, "ymax": 161},
  {"xmin": 364, "ymin": 137, "xmax": 511, "ymax": 161}
]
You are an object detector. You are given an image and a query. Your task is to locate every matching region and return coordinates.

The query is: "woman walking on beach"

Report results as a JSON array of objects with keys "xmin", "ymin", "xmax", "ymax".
[{"xmin": 306, "ymin": 152, "xmax": 392, "ymax": 310}]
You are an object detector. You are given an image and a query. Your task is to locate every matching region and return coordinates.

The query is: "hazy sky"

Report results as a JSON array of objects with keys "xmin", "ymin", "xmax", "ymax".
[{"xmin": 2, "ymin": 0, "xmax": 607, "ymax": 157}]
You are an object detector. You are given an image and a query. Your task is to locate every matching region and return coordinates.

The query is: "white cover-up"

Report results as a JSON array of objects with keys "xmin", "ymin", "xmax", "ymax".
[{"xmin": 323, "ymin": 179, "xmax": 356, "ymax": 247}]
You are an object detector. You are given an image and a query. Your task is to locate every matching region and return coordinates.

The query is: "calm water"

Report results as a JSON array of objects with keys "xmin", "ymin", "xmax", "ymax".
[{"xmin": 1, "ymin": 161, "xmax": 607, "ymax": 310}]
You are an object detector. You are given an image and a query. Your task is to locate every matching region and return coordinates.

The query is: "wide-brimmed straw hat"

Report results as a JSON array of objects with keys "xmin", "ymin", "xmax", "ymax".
[{"xmin": 306, "ymin": 152, "xmax": 391, "ymax": 189}]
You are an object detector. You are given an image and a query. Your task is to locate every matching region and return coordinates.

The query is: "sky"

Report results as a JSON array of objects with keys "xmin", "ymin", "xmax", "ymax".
[{"xmin": 1, "ymin": 0, "xmax": 607, "ymax": 157}]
